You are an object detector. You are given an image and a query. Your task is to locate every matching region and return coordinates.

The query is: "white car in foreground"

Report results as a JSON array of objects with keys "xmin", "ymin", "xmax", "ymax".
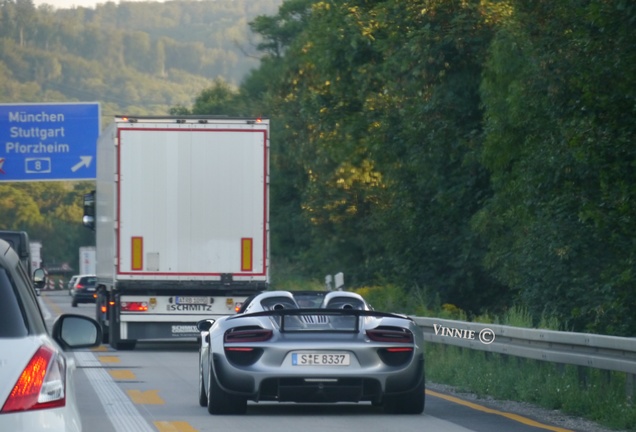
[{"xmin": 0, "ymin": 239, "xmax": 101, "ymax": 431}]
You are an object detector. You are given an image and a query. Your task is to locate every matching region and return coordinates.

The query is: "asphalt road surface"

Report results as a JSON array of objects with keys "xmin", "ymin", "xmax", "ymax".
[{"xmin": 39, "ymin": 290, "xmax": 579, "ymax": 432}]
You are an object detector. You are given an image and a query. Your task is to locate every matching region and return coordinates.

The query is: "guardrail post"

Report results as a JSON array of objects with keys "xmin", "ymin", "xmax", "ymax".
[
  {"xmin": 577, "ymin": 366, "xmax": 588, "ymax": 389},
  {"xmin": 627, "ymin": 373, "xmax": 635, "ymax": 404}
]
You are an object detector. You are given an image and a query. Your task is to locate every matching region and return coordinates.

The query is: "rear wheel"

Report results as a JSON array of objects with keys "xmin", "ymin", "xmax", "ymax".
[
  {"xmin": 71, "ymin": 298, "xmax": 78, "ymax": 307},
  {"xmin": 207, "ymin": 363, "xmax": 246, "ymax": 414},
  {"xmin": 198, "ymin": 351, "xmax": 208, "ymax": 407},
  {"xmin": 383, "ymin": 376, "xmax": 425, "ymax": 414}
]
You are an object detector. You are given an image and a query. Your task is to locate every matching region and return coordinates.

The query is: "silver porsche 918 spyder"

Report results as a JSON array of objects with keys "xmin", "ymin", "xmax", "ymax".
[{"xmin": 196, "ymin": 290, "xmax": 425, "ymax": 415}]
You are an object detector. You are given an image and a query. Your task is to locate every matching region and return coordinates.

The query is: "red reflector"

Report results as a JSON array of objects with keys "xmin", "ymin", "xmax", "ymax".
[
  {"xmin": 225, "ymin": 347, "xmax": 255, "ymax": 352},
  {"xmin": 1, "ymin": 345, "xmax": 66, "ymax": 413},
  {"xmin": 121, "ymin": 301, "xmax": 148, "ymax": 312},
  {"xmin": 386, "ymin": 347, "xmax": 414, "ymax": 352}
]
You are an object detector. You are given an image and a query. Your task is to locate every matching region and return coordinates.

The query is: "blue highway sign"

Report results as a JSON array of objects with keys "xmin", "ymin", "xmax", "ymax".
[{"xmin": 0, "ymin": 102, "xmax": 100, "ymax": 181}]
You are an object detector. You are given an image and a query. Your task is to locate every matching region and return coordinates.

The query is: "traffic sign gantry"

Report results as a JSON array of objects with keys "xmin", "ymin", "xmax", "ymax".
[{"xmin": 0, "ymin": 102, "xmax": 100, "ymax": 181}]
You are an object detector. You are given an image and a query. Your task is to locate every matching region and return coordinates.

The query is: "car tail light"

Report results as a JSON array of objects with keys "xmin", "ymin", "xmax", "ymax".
[
  {"xmin": 224, "ymin": 326, "xmax": 270, "ymax": 366},
  {"xmin": 75, "ymin": 284, "xmax": 84, "ymax": 291},
  {"xmin": 366, "ymin": 327, "xmax": 414, "ymax": 343},
  {"xmin": 224, "ymin": 326, "xmax": 273, "ymax": 343},
  {"xmin": 1, "ymin": 345, "xmax": 66, "ymax": 413},
  {"xmin": 377, "ymin": 347, "xmax": 414, "ymax": 366},
  {"xmin": 121, "ymin": 301, "xmax": 148, "ymax": 312}
]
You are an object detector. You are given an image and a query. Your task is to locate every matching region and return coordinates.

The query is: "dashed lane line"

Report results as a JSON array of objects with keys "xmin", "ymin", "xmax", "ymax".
[
  {"xmin": 154, "ymin": 421, "xmax": 198, "ymax": 432},
  {"xmin": 127, "ymin": 390, "xmax": 165, "ymax": 405},
  {"xmin": 110, "ymin": 370, "xmax": 137, "ymax": 380}
]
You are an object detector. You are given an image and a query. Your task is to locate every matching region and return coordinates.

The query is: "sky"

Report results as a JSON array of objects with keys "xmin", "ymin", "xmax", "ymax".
[{"xmin": 33, "ymin": 0, "xmax": 166, "ymax": 9}]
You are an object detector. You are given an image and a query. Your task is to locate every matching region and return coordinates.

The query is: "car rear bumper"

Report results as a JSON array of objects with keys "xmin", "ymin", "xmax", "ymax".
[
  {"xmin": 73, "ymin": 291, "xmax": 96, "ymax": 303},
  {"xmin": 211, "ymin": 352, "xmax": 424, "ymax": 402}
]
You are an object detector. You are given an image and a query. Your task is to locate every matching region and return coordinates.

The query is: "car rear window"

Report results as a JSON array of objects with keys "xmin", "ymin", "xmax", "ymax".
[
  {"xmin": 0, "ymin": 267, "xmax": 28, "ymax": 337},
  {"xmin": 80, "ymin": 276, "xmax": 97, "ymax": 286}
]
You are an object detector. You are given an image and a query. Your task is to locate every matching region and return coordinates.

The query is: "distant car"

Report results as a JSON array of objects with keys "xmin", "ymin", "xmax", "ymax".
[
  {"xmin": 71, "ymin": 274, "xmax": 97, "ymax": 307},
  {"xmin": 0, "ymin": 239, "xmax": 101, "ymax": 431},
  {"xmin": 197, "ymin": 290, "xmax": 425, "ymax": 415},
  {"xmin": 67, "ymin": 275, "xmax": 79, "ymax": 296}
]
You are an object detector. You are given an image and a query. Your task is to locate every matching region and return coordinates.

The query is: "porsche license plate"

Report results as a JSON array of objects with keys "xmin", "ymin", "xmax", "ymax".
[{"xmin": 291, "ymin": 352, "xmax": 350, "ymax": 366}]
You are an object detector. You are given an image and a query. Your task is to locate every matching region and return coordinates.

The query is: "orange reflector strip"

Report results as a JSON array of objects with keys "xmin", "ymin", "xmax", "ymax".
[
  {"xmin": 241, "ymin": 238, "xmax": 253, "ymax": 271},
  {"xmin": 131, "ymin": 237, "xmax": 143, "ymax": 271}
]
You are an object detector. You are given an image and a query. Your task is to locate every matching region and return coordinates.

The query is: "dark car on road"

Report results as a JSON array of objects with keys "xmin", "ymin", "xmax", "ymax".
[{"xmin": 71, "ymin": 274, "xmax": 97, "ymax": 307}]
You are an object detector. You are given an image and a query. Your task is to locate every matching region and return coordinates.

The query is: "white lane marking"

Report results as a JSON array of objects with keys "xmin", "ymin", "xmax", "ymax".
[{"xmin": 75, "ymin": 351, "xmax": 155, "ymax": 432}]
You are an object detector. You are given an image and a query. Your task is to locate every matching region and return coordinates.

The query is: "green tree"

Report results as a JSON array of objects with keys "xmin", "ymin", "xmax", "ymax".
[{"xmin": 477, "ymin": 0, "xmax": 636, "ymax": 334}]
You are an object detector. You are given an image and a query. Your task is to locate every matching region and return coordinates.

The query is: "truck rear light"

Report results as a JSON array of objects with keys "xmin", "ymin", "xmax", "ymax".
[
  {"xmin": 121, "ymin": 301, "xmax": 148, "ymax": 312},
  {"xmin": 1, "ymin": 345, "xmax": 66, "ymax": 413}
]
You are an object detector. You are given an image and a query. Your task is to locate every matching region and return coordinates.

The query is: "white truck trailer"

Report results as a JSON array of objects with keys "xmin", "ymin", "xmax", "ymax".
[{"xmin": 83, "ymin": 116, "xmax": 270, "ymax": 350}]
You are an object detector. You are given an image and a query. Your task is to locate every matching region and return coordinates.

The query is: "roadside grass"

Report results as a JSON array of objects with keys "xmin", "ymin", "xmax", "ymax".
[{"xmin": 425, "ymin": 344, "xmax": 636, "ymax": 430}]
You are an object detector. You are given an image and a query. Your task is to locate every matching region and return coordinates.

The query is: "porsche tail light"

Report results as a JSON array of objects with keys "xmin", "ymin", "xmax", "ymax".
[
  {"xmin": 377, "ymin": 347, "xmax": 414, "ymax": 366},
  {"xmin": 224, "ymin": 326, "xmax": 270, "ymax": 366},
  {"xmin": 366, "ymin": 327, "xmax": 414, "ymax": 343},
  {"xmin": 224, "ymin": 326, "xmax": 273, "ymax": 343},
  {"xmin": 224, "ymin": 347, "xmax": 264, "ymax": 366},
  {"xmin": 1, "ymin": 345, "xmax": 66, "ymax": 413}
]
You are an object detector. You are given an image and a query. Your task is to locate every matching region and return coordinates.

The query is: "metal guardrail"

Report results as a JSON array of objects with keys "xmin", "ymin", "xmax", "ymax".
[{"xmin": 412, "ymin": 317, "xmax": 636, "ymax": 398}]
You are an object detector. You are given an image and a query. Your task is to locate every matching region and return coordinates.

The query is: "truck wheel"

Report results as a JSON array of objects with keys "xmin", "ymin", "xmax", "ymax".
[
  {"xmin": 207, "ymin": 363, "xmax": 246, "ymax": 414},
  {"xmin": 111, "ymin": 340, "xmax": 136, "ymax": 350},
  {"xmin": 95, "ymin": 295, "xmax": 109, "ymax": 343}
]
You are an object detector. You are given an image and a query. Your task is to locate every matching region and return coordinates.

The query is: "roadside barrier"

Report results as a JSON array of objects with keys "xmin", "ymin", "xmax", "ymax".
[{"xmin": 413, "ymin": 316, "xmax": 636, "ymax": 401}]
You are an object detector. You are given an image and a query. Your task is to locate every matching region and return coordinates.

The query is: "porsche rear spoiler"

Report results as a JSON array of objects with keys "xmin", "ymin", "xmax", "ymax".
[{"xmin": 229, "ymin": 308, "xmax": 412, "ymax": 333}]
